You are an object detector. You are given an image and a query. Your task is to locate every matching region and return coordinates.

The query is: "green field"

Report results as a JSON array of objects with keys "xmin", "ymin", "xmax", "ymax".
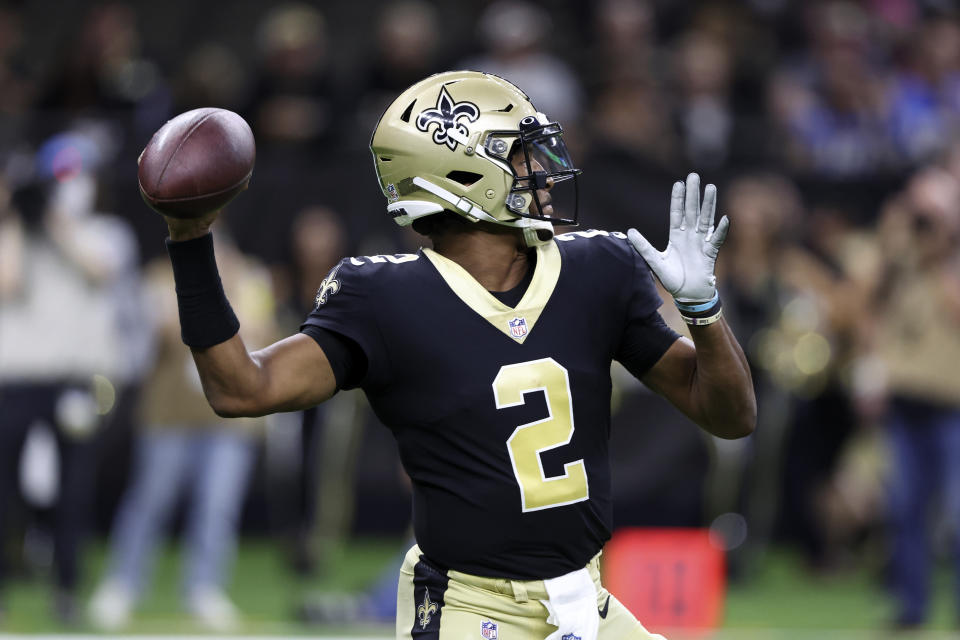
[{"xmin": 0, "ymin": 538, "xmax": 956, "ymax": 638}]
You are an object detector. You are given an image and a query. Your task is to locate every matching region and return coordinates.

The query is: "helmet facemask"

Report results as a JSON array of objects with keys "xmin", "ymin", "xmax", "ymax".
[{"xmin": 482, "ymin": 114, "xmax": 580, "ymax": 228}]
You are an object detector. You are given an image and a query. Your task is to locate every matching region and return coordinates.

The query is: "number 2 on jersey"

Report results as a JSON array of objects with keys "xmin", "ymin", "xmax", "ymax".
[{"xmin": 493, "ymin": 358, "xmax": 589, "ymax": 512}]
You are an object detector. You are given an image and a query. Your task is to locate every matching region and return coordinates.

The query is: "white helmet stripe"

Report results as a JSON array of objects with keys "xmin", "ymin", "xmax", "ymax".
[
  {"xmin": 411, "ymin": 176, "xmax": 553, "ymax": 247},
  {"xmin": 412, "ymin": 176, "xmax": 498, "ymax": 222}
]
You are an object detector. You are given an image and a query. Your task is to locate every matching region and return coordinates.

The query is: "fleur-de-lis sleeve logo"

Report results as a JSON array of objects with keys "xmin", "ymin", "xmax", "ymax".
[
  {"xmin": 416, "ymin": 86, "xmax": 480, "ymax": 150},
  {"xmin": 416, "ymin": 590, "xmax": 439, "ymax": 629},
  {"xmin": 314, "ymin": 262, "xmax": 342, "ymax": 307}
]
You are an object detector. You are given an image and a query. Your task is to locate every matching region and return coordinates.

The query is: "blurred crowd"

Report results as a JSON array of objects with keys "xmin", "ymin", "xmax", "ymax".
[{"xmin": 1, "ymin": 0, "xmax": 960, "ymax": 631}]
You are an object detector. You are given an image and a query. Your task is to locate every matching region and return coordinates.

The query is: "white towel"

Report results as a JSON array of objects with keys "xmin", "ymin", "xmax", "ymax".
[{"xmin": 540, "ymin": 567, "xmax": 600, "ymax": 640}]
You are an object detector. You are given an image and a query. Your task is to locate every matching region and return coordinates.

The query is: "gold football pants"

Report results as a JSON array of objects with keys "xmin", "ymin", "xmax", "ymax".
[{"xmin": 396, "ymin": 544, "xmax": 667, "ymax": 639}]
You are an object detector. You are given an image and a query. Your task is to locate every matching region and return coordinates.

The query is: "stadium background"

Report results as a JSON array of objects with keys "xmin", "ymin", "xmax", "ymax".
[{"xmin": 1, "ymin": 0, "xmax": 960, "ymax": 637}]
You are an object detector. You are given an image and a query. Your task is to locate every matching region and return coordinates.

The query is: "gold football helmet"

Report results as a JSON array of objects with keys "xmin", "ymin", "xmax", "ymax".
[{"xmin": 370, "ymin": 70, "xmax": 581, "ymax": 247}]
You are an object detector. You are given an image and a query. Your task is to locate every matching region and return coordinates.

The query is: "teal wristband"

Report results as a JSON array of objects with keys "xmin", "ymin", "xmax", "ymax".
[{"xmin": 674, "ymin": 291, "xmax": 719, "ymax": 313}]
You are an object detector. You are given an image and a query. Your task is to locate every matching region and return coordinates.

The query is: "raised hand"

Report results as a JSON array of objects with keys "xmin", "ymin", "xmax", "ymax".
[
  {"xmin": 164, "ymin": 210, "xmax": 221, "ymax": 242},
  {"xmin": 627, "ymin": 173, "xmax": 729, "ymax": 304}
]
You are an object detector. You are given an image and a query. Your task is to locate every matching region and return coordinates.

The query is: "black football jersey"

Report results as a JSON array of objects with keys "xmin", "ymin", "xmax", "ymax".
[{"xmin": 301, "ymin": 230, "xmax": 676, "ymax": 579}]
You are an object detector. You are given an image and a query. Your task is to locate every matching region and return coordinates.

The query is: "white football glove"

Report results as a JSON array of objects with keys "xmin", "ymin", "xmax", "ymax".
[{"xmin": 628, "ymin": 173, "xmax": 729, "ymax": 304}]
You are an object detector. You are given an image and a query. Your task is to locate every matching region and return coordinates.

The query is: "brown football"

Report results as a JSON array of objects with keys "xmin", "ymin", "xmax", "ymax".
[{"xmin": 138, "ymin": 108, "xmax": 255, "ymax": 218}]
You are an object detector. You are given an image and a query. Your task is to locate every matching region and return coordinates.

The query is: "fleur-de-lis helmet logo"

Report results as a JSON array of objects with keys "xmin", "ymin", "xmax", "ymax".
[{"xmin": 416, "ymin": 86, "xmax": 480, "ymax": 150}]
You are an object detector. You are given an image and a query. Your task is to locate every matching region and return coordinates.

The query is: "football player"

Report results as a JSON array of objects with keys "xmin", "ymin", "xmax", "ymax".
[{"xmin": 160, "ymin": 71, "xmax": 755, "ymax": 640}]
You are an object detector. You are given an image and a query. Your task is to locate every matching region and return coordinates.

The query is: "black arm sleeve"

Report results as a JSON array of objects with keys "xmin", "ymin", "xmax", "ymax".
[
  {"xmin": 300, "ymin": 325, "xmax": 368, "ymax": 390},
  {"xmin": 616, "ymin": 311, "xmax": 681, "ymax": 379}
]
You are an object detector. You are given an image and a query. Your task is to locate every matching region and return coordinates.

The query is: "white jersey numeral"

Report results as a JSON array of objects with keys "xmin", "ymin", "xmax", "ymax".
[{"xmin": 349, "ymin": 253, "xmax": 420, "ymax": 266}]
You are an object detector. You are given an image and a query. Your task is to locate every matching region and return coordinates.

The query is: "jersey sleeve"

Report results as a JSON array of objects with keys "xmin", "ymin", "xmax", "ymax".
[
  {"xmin": 616, "ymin": 311, "xmax": 681, "ymax": 378},
  {"xmin": 299, "ymin": 258, "xmax": 384, "ymax": 390},
  {"xmin": 615, "ymin": 239, "xmax": 680, "ymax": 377},
  {"xmin": 300, "ymin": 325, "xmax": 367, "ymax": 390}
]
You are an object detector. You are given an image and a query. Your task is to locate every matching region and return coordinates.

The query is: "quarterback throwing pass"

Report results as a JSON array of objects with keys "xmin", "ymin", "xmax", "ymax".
[{"xmin": 156, "ymin": 71, "xmax": 755, "ymax": 640}]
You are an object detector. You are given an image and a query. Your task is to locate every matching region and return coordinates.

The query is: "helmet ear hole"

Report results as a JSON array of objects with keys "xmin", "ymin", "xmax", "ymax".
[{"xmin": 446, "ymin": 170, "xmax": 483, "ymax": 186}]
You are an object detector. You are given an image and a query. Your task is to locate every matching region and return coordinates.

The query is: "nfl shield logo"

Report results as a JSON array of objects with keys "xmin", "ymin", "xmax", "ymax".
[
  {"xmin": 386, "ymin": 183, "xmax": 400, "ymax": 202},
  {"xmin": 481, "ymin": 619, "xmax": 498, "ymax": 639},
  {"xmin": 508, "ymin": 317, "xmax": 528, "ymax": 340}
]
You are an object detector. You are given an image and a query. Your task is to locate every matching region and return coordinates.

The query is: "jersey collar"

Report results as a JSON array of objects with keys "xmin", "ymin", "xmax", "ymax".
[{"xmin": 422, "ymin": 241, "xmax": 561, "ymax": 344}]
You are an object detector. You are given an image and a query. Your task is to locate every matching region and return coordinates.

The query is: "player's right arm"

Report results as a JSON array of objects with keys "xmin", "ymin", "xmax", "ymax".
[
  {"xmin": 166, "ymin": 214, "xmax": 338, "ymax": 417},
  {"xmin": 190, "ymin": 332, "xmax": 336, "ymax": 417}
]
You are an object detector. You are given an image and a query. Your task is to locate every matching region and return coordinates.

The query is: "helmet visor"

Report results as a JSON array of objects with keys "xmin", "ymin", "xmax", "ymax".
[{"xmin": 484, "ymin": 121, "xmax": 581, "ymax": 226}]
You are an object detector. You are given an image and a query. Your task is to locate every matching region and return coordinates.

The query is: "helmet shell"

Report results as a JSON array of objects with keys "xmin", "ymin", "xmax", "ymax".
[{"xmin": 370, "ymin": 71, "xmax": 540, "ymax": 226}]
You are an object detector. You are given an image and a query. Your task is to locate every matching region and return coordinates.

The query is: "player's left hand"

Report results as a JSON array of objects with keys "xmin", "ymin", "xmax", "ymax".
[{"xmin": 628, "ymin": 173, "xmax": 729, "ymax": 303}]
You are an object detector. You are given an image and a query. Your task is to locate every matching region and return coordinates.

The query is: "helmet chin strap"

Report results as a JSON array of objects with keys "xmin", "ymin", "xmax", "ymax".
[
  {"xmin": 517, "ymin": 217, "xmax": 554, "ymax": 247},
  {"xmin": 410, "ymin": 177, "xmax": 554, "ymax": 247}
]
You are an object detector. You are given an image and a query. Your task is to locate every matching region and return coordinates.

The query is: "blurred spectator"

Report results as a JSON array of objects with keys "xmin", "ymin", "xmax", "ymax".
[
  {"xmin": 768, "ymin": 1, "xmax": 892, "ymax": 177},
  {"xmin": 0, "ymin": 157, "xmax": 140, "ymax": 623},
  {"xmin": 578, "ymin": 2, "xmax": 674, "ymax": 240},
  {"xmin": 39, "ymin": 3, "xmax": 169, "ymax": 136},
  {"xmin": 668, "ymin": 2, "xmax": 775, "ymax": 172},
  {"xmin": 245, "ymin": 3, "xmax": 338, "ymax": 149},
  {"xmin": 460, "ymin": 0, "xmax": 585, "ymax": 124},
  {"xmin": 672, "ymin": 29, "xmax": 736, "ymax": 169},
  {"xmin": 281, "ymin": 206, "xmax": 350, "ymax": 321},
  {"xmin": 709, "ymin": 175, "xmax": 800, "ymax": 566},
  {"xmin": 772, "ymin": 204, "xmax": 867, "ymax": 571},
  {"xmin": 867, "ymin": 166, "xmax": 960, "ymax": 628},
  {"xmin": 715, "ymin": 174, "xmax": 872, "ymax": 571},
  {"xmin": 354, "ymin": 0, "xmax": 443, "ymax": 134},
  {"xmin": 887, "ymin": 16, "xmax": 960, "ymax": 165},
  {"xmin": 88, "ymin": 235, "xmax": 276, "ymax": 632},
  {"xmin": 173, "ymin": 43, "xmax": 249, "ymax": 113},
  {"xmin": 578, "ymin": 74, "xmax": 678, "ymax": 242},
  {"xmin": 266, "ymin": 206, "xmax": 349, "ymax": 574},
  {"xmin": 0, "ymin": 6, "xmax": 36, "ymax": 147},
  {"xmin": 582, "ymin": 0, "xmax": 658, "ymax": 88},
  {"xmin": 228, "ymin": 4, "xmax": 350, "ymax": 265}
]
